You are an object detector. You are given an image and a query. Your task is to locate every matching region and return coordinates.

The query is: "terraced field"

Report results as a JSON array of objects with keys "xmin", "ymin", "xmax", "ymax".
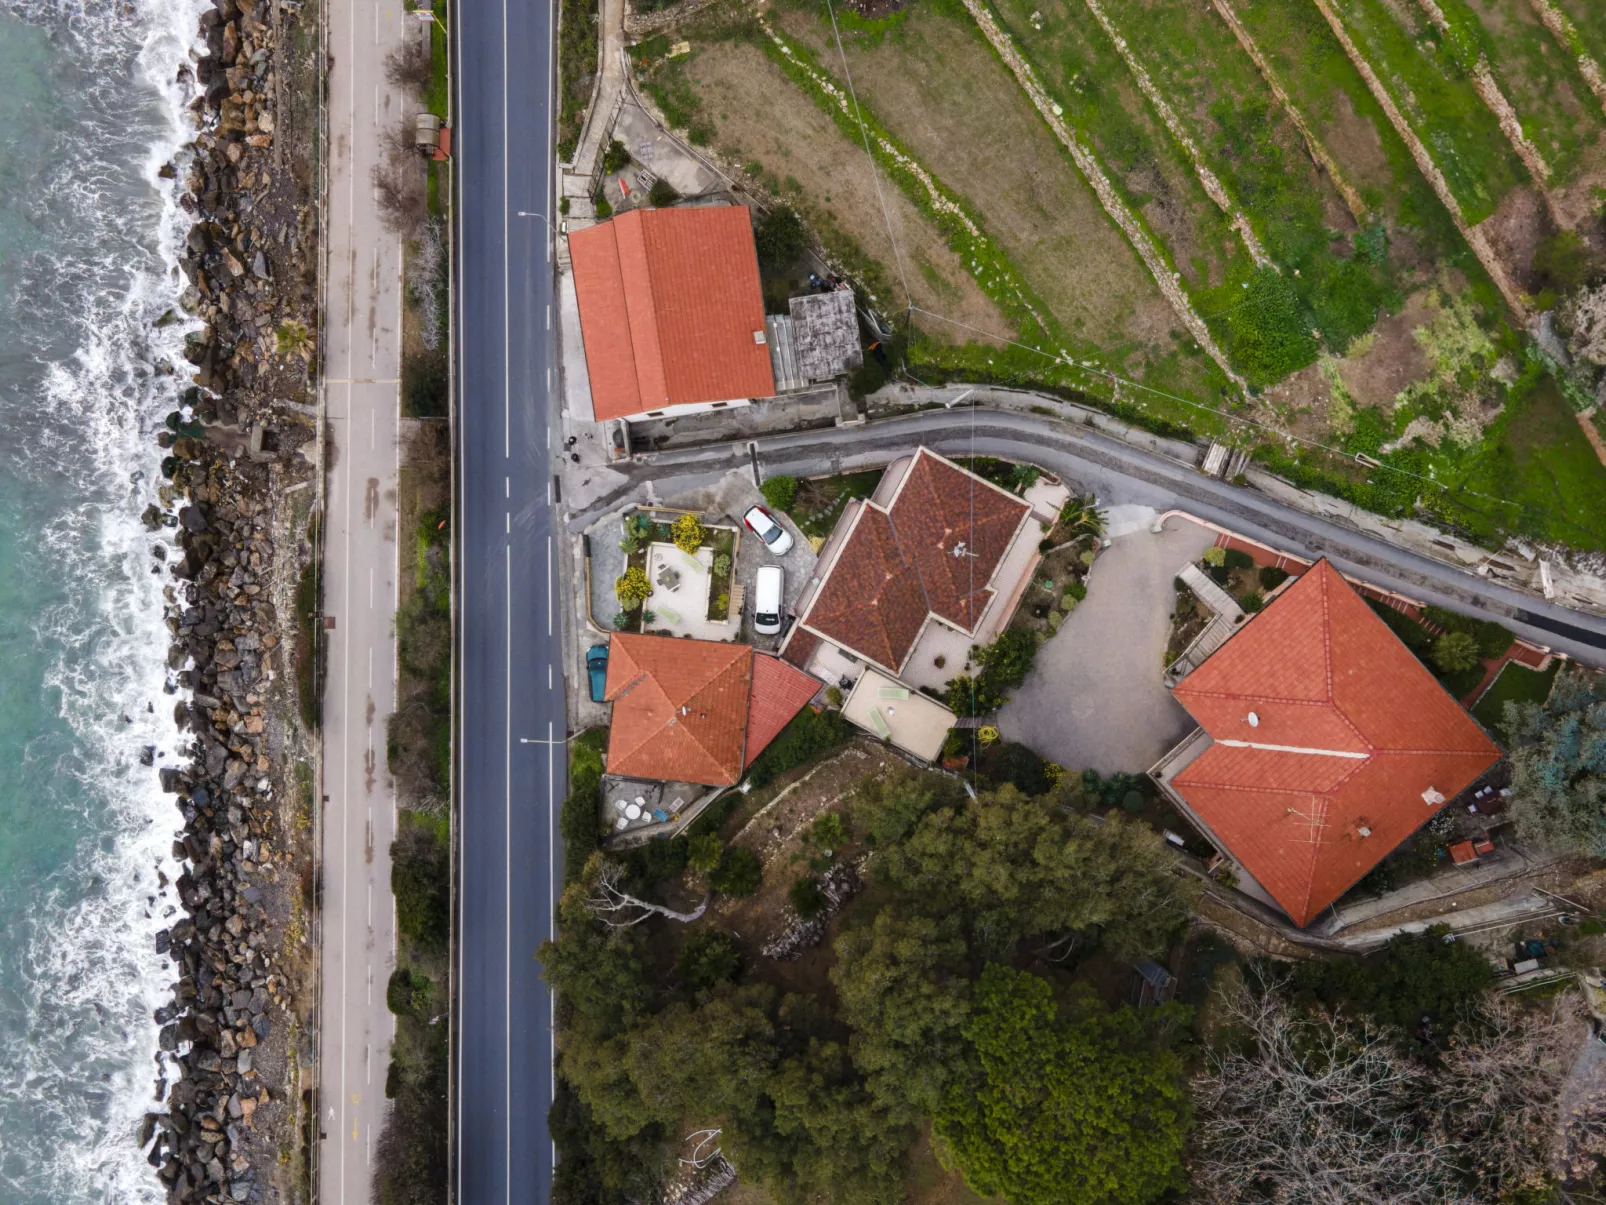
[{"xmin": 633, "ymin": 0, "xmax": 1606, "ymax": 549}]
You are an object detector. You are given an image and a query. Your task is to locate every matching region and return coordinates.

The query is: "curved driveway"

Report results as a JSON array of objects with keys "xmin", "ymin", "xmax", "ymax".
[{"xmin": 574, "ymin": 408, "xmax": 1606, "ymax": 667}]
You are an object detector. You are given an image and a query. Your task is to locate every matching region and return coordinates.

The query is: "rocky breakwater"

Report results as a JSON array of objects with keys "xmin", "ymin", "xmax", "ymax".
[{"xmin": 143, "ymin": 0, "xmax": 320, "ymax": 1200}]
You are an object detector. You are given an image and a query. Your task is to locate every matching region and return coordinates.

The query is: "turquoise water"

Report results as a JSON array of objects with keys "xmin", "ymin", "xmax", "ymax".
[{"xmin": 0, "ymin": 0, "xmax": 203, "ymax": 1198}]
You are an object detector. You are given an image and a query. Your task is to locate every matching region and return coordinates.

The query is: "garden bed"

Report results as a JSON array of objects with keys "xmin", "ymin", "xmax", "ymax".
[{"xmin": 788, "ymin": 469, "xmax": 883, "ymax": 539}]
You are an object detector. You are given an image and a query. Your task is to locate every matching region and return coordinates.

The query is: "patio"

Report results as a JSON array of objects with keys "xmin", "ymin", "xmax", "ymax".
[{"xmin": 644, "ymin": 542, "xmax": 735, "ymax": 641}]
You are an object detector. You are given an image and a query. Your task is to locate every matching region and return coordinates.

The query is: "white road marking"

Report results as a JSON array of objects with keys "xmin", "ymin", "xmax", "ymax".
[
  {"xmin": 506, "ymin": 512, "xmax": 511, "ymax": 534},
  {"xmin": 547, "ymin": 536, "xmax": 553, "ymax": 635},
  {"xmin": 546, "ymin": 303, "xmax": 551, "ymax": 330},
  {"xmin": 504, "ymin": 537, "xmax": 513, "ymax": 1205},
  {"xmin": 452, "ymin": 0, "xmax": 466, "ymax": 1198},
  {"xmin": 548, "ymin": 663, "xmax": 553, "ymax": 690},
  {"xmin": 503, "ymin": 0, "xmax": 511, "ymax": 465},
  {"xmin": 505, "ymin": 477, "xmax": 510, "ymax": 498}
]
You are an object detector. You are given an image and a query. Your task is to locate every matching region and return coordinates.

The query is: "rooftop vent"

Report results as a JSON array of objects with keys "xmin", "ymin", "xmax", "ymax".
[{"xmin": 1422, "ymin": 786, "xmax": 1446, "ymax": 806}]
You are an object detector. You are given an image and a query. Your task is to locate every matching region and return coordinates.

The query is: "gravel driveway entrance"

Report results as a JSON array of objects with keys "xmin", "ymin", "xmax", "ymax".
[{"xmin": 998, "ymin": 516, "xmax": 1217, "ymax": 774}]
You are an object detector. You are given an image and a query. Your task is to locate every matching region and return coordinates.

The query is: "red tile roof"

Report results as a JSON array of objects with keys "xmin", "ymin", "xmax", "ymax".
[
  {"xmin": 798, "ymin": 449, "xmax": 1030, "ymax": 671},
  {"xmin": 569, "ymin": 207, "xmax": 776, "ymax": 421},
  {"xmin": 744, "ymin": 654, "xmax": 821, "ymax": 767},
  {"xmin": 1170, "ymin": 559, "xmax": 1499, "ymax": 927},
  {"xmin": 604, "ymin": 634, "xmax": 754, "ymax": 786}
]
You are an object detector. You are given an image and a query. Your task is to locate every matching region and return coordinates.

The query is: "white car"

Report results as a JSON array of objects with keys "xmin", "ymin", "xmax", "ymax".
[
  {"xmin": 753, "ymin": 565, "xmax": 784, "ymax": 635},
  {"xmin": 742, "ymin": 505, "xmax": 794, "ymax": 557}
]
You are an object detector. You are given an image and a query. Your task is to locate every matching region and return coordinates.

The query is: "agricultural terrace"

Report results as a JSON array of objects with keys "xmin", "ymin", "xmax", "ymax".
[{"xmin": 629, "ymin": 0, "xmax": 1606, "ymax": 550}]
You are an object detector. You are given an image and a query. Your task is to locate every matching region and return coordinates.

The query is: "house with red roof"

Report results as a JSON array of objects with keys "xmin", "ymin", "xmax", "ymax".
[
  {"xmin": 1151, "ymin": 558, "xmax": 1500, "ymax": 927},
  {"xmin": 603, "ymin": 632, "xmax": 820, "ymax": 787},
  {"xmin": 776, "ymin": 448, "xmax": 1066, "ymax": 753},
  {"xmin": 569, "ymin": 206, "xmax": 777, "ymax": 422}
]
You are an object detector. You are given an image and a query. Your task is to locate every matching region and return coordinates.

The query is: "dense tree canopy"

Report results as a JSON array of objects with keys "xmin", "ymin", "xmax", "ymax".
[
  {"xmin": 936, "ymin": 965, "xmax": 1190, "ymax": 1205},
  {"xmin": 1504, "ymin": 669, "xmax": 1606, "ymax": 855}
]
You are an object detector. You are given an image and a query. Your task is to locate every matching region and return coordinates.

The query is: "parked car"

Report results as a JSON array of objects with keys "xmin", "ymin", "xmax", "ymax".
[
  {"xmin": 753, "ymin": 565, "xmax": 785, "ymax": 636},
  {"xmin": 742, "ymin": 505, "xmax": 794, "ymax": 556},
  {"xmin": 586, "ymin": 644, "xmax": 609, "ymax": 702}
]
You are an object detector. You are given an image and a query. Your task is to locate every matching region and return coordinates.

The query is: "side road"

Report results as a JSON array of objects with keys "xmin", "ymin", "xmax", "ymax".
[
  {"xmin": 566, "ymin": 408, "xmax": 1606, "ymax": 666},
  {"xmin": 318, "ymin": 0, "xmax": 407, "ymax": 1196}
]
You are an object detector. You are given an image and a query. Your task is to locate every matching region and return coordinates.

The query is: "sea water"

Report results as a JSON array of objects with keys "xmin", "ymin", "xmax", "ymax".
[{"xmin": 0, "ymin": 0, "xmax": 206, "ymax": 1197}]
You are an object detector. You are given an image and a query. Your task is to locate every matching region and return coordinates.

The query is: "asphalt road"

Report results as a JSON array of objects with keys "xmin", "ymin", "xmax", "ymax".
[
  {"xmin": 574, "ymin": 408, "xmax": 1606, "ymax": 666},
  {"xmin": 452, "ymin": 0, "xmax": 564, "ymax": 1198},
  {"xmin": 318, "ymin": 0, "xmax": 407, "ymax": 1194}
]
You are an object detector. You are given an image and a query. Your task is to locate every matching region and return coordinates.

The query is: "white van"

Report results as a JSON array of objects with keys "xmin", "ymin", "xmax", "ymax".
[{"xmin": 753, "ymin": 565, "xmax": 784, "ymax": 636}]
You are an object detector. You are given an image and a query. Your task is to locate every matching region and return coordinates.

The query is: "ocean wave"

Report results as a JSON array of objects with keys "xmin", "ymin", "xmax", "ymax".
[{"xmin": 0, "ymin": 0, "xmax": 211, "ymax": 1198}]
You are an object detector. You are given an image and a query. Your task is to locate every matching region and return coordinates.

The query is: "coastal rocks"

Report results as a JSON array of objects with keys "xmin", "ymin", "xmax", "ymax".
[{"xmin": 141, "ymin": 0, "xmax": 320, "ymax": 1196}]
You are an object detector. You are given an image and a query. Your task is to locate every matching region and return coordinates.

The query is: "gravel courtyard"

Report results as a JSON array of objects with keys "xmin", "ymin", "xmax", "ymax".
[{"xmin": 998, "ymin": 515, "xmax": 1218, "ymax": 775}]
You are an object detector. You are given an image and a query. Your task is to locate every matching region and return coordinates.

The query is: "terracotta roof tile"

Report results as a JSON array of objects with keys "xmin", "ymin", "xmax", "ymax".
[
  {"xmin": 604, "ymin": 633, "xmax": 754, "ymax": 786},
  {"xmin": 570, "ymin": 207, "xmax": 776, "ymax": 421},
  {"xmin": 1171, "ymin": 559, "xmax": 1499, "ymax": 926},
  {"xmin": 744, "ymin": 654, "xmax": 821, "ymax": 767},
  {"xmin": 800, "ymin": 450, "xmax": 1030, "ymax": 670}
]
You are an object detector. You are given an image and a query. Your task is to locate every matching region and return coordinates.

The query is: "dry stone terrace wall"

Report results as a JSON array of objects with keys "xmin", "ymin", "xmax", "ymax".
[{"xmin": 144, "ymin": 0, "xmax": 321, "ymax": 1199}]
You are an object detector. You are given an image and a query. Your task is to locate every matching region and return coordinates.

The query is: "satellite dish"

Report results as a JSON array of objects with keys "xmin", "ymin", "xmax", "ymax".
[{"xmin": 1247, "ymin": 711, "xmax": 1260, "ymax": 728}]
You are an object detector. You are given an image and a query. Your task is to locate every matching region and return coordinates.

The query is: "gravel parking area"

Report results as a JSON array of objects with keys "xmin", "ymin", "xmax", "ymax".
[{"xmin": 998, "ymin": 516, "xmax": 1217, "ymax": 774}]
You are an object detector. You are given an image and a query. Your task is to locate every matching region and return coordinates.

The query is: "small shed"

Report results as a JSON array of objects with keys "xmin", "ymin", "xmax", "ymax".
[
  {"xmin": 789, "ymin": 288, "xmax": 861, "ymax": 382},
  {"xmin": 1130, "ymin": 959, "xmax": 1177, "ymax": 1007}
]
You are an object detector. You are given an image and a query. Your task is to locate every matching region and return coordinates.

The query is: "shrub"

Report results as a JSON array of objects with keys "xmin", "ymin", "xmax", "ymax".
[
  {"xmin": 1258, "ymin": 565, "xmax": 1289, "ymax": 591},
  {"xmin": 1422, "ymin": 606, "xmax": 1514, "ymax": 660},
  {"xmin": 973, "ymin": 629, "xmax": 1040, "ymax": 689},
  {"xmin": 754, "ymin": 206, "xmax": 808, "ymax": 268},
  {"xmin": 671, "ymin": 513, "xmax": 706, "ymax": 553},
  {"xmin": 677, "ymin": 930, "xmax": 741, "ymax": 990},
  {"xmin": 1432, "ymin": 631, "xmax": 1483, "ymax": 675},
  {"xmin": 602, "ymin": 138, "xmax": 630, "ymax": 173},
  {"xmin": 386, "ymin": 967, "xmax": 434, "ymax": 1017},
  {"xmin": 560, "ymin": 730, "xmax": 607, "ymax": 882},
  {"xmin": 709, "ymin": 845, "xmax": 763, "ymax": 897},
  {"xmin": 1079, "ymin": 550, "xmax": 1096, "ymax": 566},
  {"xmin": 614, "ymin": 565, "xmax": 650, "ymax": 608},
  {"xmin": 686, "ymin": 832, "xmax": 722, "ymax": 873},
  {"xmin": 811, "ymin": 810, "xmax": 847, "ymax": 850},
  {"xmin": 647, "ymin": 177, "xmax": 680, "ymax": 207},
  {"xmin": 1241, "ymin": 592, "xmax": 1265, "ymax": 613},
  {"xmin": 824, "ymin": 685, "xmax": 843, "ymax": 708},
  {"xmin": 1047, "ymin": 611, "xmax": 1062, "ymax": 633},
  {"xmin": 611, "ymin": 611, "xmax": 631, "ymax": 630},
  {"xmin": 402, "ymin": 349, "xmax": 448, "ymax": 418},
  {"xmin": 1223, "ymin": 548, "xmax": 1254, "ymax": 571},
  {"xmin": 947, "ymin": 674, "xmax": 1005, "ymax": 718},
  {"xmin": 392, "ymin": 818, "xmax": 450, "ymax": 953},
  {"xmin": 1202, "ymin": 546, "xmax": 1226, "ymax": 567},
  {"xmin": 593, "ymin": 192, "xmax": 612, "ymax": 221},
  {"xmin": 746, "ymin": 708, "xmax": 850, "ymax": 788},
  {"xmin": 760, "ymin": 475, "xmax": 799, "ymax": 512},
  {"xmin": 712, "ymin": 553, "xmax": 731, "ymax": 577},
  {"xmin": 788, "ymin": 875, "xmax": 827, "ymax": 919},
  {"xmin": 1066, "ymin": 580, "xmax": 1087, "ymax": 602}
]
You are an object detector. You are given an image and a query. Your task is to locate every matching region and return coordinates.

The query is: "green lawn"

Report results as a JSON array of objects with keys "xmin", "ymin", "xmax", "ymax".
[
  {"xmin": 1472, "ymin": 658, "xmax": 1561, "ymax": 738},
  {"xmin": 790, "ymin": 470, "xmax": 884, "ymax": 538}
]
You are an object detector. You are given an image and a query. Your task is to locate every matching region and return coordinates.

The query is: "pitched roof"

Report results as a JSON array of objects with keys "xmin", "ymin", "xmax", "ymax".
[
  {"xmin": 569, "ymin": 207, "xmax": 776, "ymax": 421},
  {"xmin": 1170, "ymin": 559, "xmax": 1499, "ymax": 927},
  {"xmin": 744, "ymin": 654, "xmax": 821, "ymax": 767},
  {"xmin": 604, "ymin": 634, "xmax": 754, "ymax": 786},
  {"xmin": 799, "ymin": 449, "xmax": 1031, "ymax": 671}
]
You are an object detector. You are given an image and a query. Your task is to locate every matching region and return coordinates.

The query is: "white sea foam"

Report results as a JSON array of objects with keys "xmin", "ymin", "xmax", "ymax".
[{"xmin": 0, "ymin": 0, "xmax": 210, "ymax": 1198}]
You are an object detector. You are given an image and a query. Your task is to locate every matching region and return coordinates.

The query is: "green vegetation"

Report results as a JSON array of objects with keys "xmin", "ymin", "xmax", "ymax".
[
  {"xmin": 541, "ymin": 769, "xmax": 1195, "ymax": 1200},
  {"xmin": 754, "ymin": 205, "xmax": 809, "ymax": 268},
  {"xmin": 560, "ymin": 729, "xmax": 608, "ymax": 882},
  {"xmin": 745, "ymin": 706, "xmax": 851, "ymax": 789},
  {"xmin": 1501, "ymin": 668, "xmax": 1606, "ymax": 855},
  {"xmin": 557, "ymin": 0, "xmax": 599, "ymax": 161},
  {"xmin": 1422, "ymin": 604, "xmax": 1513, "ymax": 659},
  {"xmin": 670, "ymin": 512, "xmax": 706, "ymax": 553},
  {"xmin": 294, "ymin": 527, "xmax": 321, "ymax": 730},
  {"xmin": 788, "ymin": 874, "xmax": 828, "ymax": 919},
  {"xmin": 646, "ymin": 177, "xmax": 680, "ymax": 207},
  {"xmin": 948, "ymin": 628, "xmax": 1041, "ymax": 714},
  {"xmin": 708, "ymin": 844, "xmax": 763, "ymax": 897},
  {"xmin": 936, "ymin": 965, "xmax": 1189, "ymax": 1205},
  {"xmin": 401, "ymin": 349, "xmax": 448, "ymax": 418},
  {"xmin": 1471, "ymin": 658, "xmax": 1560, "ymax": 739},
  {"xmin": 390, "ymin": 507, "xmax": 451, "ymax": 801},
  {"xmin": 759, "ymin": 473, "xmax": 800, "ymax": 513},
  {"xmin": 376, "ymin": 810, "xmax": 450, "ymax": 1205},
  {"xmin": 1431, "ymin": 629, "xmax": 1482, "ymax": 675},
  {"xmin": 788, "ymin": 469, "xmax": 883, "ymax": 538},
  {"xmin": 601, "ymin": 138, "xmax": 629, "ymax": 173},
  {"xmin": 614, "ymin": 565, "xmax": 650, "ymax": 608}
]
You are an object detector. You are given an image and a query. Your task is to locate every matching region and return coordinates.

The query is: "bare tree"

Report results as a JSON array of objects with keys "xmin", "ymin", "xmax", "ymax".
[
  {"xmin": 1191, "ymin": 970, "xmax": 1469, "ymax": 1205},
  {"xmin": 384, "ymin": 38, "xmax": 434, "ymax": 95},
  {"xmin": 1431, "ymin": 992, "xmax": 1606, "ymax": 1196},
  {"xmin": 585, "ymin": 860, "xmax": 709, "ymax": 927}
]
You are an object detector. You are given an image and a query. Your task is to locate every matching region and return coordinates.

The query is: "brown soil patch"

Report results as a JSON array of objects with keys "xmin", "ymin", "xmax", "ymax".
[
  {"xmin": 686, "ymin": 39, "xmax": 1009, "ymax": 339},
  {"xmin": 1476, "ymin": 184, "xmax": 1554, "ymax": 289},
  {"xmin": 778, "ymin": 3, "xmax": 1174, "ymax": 354},
  {"xmin": 1318, "ymin": 88, "xmax": 1393, "ymax": 194},
  {"xmin": 1256, "ymin": 361, "xmax": 1340, "ymax": 442},
  {"xmin": 1335, "ymin": 289, "xmax": 1436, "ymax": 408}
]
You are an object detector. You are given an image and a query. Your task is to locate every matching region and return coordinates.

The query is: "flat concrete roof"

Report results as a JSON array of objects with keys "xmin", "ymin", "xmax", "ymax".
[{"xmin": 842, "ymin": 668, "xmax": 955, "ymax": 762}]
